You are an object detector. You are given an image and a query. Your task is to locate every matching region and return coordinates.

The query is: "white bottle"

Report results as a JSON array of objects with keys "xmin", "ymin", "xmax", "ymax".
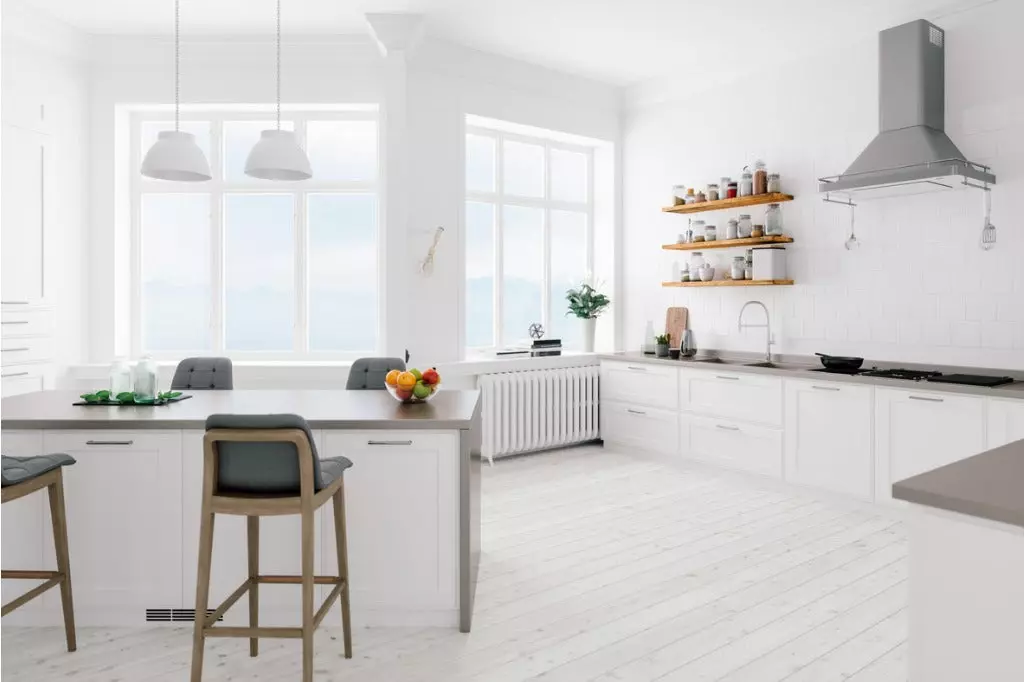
[
  {"xmin": 642, "ymin": 320, "xmax": 656, "ymax": 354},
  {"xmin": 109, "ymin": 357, "xmax": 133, "ymax": 395},
  {"xmin": 132, "ymin": 355, "xmax": 159, "ymax": 401}
]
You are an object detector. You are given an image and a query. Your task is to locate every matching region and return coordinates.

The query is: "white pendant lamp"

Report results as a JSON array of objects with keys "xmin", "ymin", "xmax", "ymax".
[
  {"xmin": 244, "ymin": 0, "xmax": 312, "ymax": 181},
  {"xmin": 140, "ymin": 0, "xmax": 212, "ymax": 182}
]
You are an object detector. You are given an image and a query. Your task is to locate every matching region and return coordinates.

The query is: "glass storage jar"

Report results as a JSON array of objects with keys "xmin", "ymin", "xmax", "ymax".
[
  {"xmin": 726, "ymin": 219, "xmax": 739, "ymax": 240},
  {"xmin": 767, "ymin": 173, "xmax": 781, "ymax": 193},
  {"xmin": 672, "ymin": 185, "xmax": 688, "ymax": 205},
  {"xmin": 704, "ymin": 224, "xmax": 717, "ymax": 241},
  {"xmin": 753, "ymin": 160, "xmax": 768, "ymax": 194},
  {"xmin": 739, "ymin": 170, "xmax": 753, "ymax": 196},
  {"xmin": 109, "ymin": 358, "xmax": 132, "ymax": 395},
  {"xmin": 731, "ymin": 256, "xmax": 746, "ymax": 280},
  {"xmin": 737, "ymin": 214, "xmax": 753, "ymax": 238},
  {"xmin": 765, "ymin": 203, "xmax": 784, "ymax": 236},
  {"xmin": 706, "ymin": 183, "xmax": 719, "ymax": 201},
  {"xmin": 726, "ymin": 181, "xmax": 738, "ymax": 198},
  {"xmin": 720, "ymin": 177, "xmax": 731, "ymax": 196},
  {"xmin": 689, "ymin": 252, "xmax": 705, "ymax": 275}
]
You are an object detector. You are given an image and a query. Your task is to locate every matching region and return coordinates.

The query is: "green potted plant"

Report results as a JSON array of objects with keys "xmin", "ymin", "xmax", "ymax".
[
  {"xmin": 565, "ymin": 279, "xmax": 611, "ymax": 352},
  {"xmin": 655, "ymin": 333, "xmax": 671, "ymax": 357}
]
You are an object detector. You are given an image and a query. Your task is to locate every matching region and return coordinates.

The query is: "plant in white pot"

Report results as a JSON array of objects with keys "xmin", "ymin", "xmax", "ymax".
[{"xmin": 565, "ymin": 279, "xmax": 610, "ymax": 353}]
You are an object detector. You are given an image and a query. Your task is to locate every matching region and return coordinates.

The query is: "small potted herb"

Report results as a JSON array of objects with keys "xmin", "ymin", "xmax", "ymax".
[{"xmin": 655, "ymin": 333, "xmax": 671, "ymax": 358}]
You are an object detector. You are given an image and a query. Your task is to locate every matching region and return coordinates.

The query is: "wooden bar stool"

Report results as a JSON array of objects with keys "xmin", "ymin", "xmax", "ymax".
[
  {"xmin": 191, "ymin": 414, "xmax": 353, "ymax": 682},
  {"xmin": 1, "ymin": 454, "xmax": 77, "ymax": 652}
]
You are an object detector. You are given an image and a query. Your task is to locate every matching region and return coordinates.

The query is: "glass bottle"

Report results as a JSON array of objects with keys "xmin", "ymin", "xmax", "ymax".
[
  {"xmin": 765, "ymin": 203, "xmax": 784, "ymax": 236},
  {"xmin": 132, "ymin": 355, "xmax": 159, "ymax": 401},
  {"xmin": 642, "ymin": 320, "xmax": 656, "ymax": 354},
  {"xmin": 109, "ymin": 358, "xmax": 132, "ymax": 396}
]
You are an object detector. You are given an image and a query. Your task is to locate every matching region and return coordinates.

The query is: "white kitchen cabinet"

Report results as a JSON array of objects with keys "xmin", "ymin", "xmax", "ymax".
[
  {"xmin": 41, "ymin": 431, "xmax": 183, "ymax": 624},
  {"xmin": 0, "ymin": 431, "xmax": 46, "ymax": 624},
  {"xmin": 681, "ymin": 412, "xmax": 783, "ymax": 477},
  {"xmin": 319, "ymin": 431, "xmax": 460, "ymax": 623},
  {"xmin": 987, "ymin": 398, "xmax": 1024, "ymax": 449},
  {"xmin": 1, "ymin": 124, "xmax": 47, "ymax": 307},
  {"xmin": 785, "ymin": 379, "xmax": 874, "ymax": 499},
  {"xmin": 874, "ymin": 388, "xmax": 985, "ymax": 502},
  {"xmin": 600, "ymin": 361, "xmax": 678, "ymax": 410},
  {"xmin": 679, "ymin": 368, "xmax": 783, "ymax": 427},
  {"xmin": 1, "ymin": 366, "xmax": 47, "ymax": 397},
  {"xmin": 600, "ymin": 401, "xmax": 679, "ymax": 456}
]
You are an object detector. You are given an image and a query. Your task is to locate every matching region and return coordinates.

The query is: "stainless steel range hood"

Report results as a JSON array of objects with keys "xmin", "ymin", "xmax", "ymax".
[{"xmin": 818, "ymin": 19, "xmax": 995, "ymax": 198}]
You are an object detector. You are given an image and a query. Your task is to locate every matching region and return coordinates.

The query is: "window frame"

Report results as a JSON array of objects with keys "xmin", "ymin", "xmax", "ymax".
[
  {"xmin": 463, "ymin": 125, "xmax": 595, "ymax": 353},
  {"xmin": 129, "ymin": 109, "xmax": 383, "ymax": 361}
]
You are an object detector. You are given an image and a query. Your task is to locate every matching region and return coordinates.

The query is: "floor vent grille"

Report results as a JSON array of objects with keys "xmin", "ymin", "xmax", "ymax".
[{"xmin": 145, "ymin": 608, "xmax": 222, "ymax": 623}]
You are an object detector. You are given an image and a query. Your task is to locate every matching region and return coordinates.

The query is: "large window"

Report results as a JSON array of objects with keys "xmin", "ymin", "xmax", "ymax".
[
  {"xmin": 131, "ymin": 110, "xmax": 380, "ymax": 359},
  {"xmin": 464, "ymin": 126, "xmax": 593, "ymax": 352}
]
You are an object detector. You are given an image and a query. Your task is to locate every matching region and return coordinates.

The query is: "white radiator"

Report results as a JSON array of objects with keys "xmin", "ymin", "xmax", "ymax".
[{"xmin": 478, "ymin": 365, "xmax": 600, "ymax": 464}]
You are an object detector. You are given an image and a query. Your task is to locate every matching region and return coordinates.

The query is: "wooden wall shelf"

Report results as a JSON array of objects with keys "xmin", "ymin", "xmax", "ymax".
[
  {"xmin": 662, "ymin": 236, "xmax": 794, "ymax": 251},
  {"xmin": 662, "ymin": 193, "xmax": 794, "ymax": 215},
  {"xmin": 662, "ymin": 279, "xmax": 795, "ymax": 288}
]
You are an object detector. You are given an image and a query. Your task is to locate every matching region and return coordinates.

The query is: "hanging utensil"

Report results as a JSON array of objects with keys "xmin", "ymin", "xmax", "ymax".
[
  {"xmin": 980, "ymin": 188, "xmax": 996, "ymax": 250},
  {"xmin": 844, "ymin": 203, "xmax": 859, "ymax": 250}
]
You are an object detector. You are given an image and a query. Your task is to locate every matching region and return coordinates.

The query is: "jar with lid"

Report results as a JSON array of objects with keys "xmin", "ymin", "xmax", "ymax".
[
  {"xmin": 765, "ymin": 203, "xmax": 784, "ymax": 236},
  {"xmin": 767, "ymin": 173, "xmax": 781, "ymax": 193},
  {"xmin": 731, "ymin": 256, "xmax": 746, "ymax": 280},
  {"xmin": 737, "ymin": 214, "xmax": 753, "ymax": 238},
  {"xmin": 706, "ymin": 183, "xmax": 719, "ymax": 201},
  {"xmin": 681, "ymin": 263, "xmax": 690, "ymax": 282},
  {"xmin": 672, "ymin": 185, "xmax": 688, "ymax": 205},
  {"xmin": 726, "ymin": 219, "xmax": 739, "ymax": 240},
  {"xmin": 739, "ymin": 169, "xmax": 753, "ymax": 196},
  {"xmin": 744, "ymin": 264, "xmax": 753, "ymax": 280},
  {"xmin": 726, "ymin": 181, "xmax": 738, "ymax": 198},
  {"xmin": 753, "ymin": 160, "xmax": 768, "ymax": 194},
  {"xmin": 689, "ymin": 251, "xmax": 705, "ymax": 275},
  {"xmin": 704, "ymin": 224, "xmax": 717, "ymax": 241},
  {"xmin": 684, "ymin": 187, "xmax": 696, "ymax": 204},
  {"xmin": 695, "ymin": 190, "xmax": 707, "ymax": 203},
  {"xmin": 720, "ymin": 177, "xmax": 731, "ymax": 196}
]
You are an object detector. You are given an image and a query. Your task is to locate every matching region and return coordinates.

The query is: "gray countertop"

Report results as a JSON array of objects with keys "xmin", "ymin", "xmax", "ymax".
[
  {"xmin": 892, "ymin": 439, "xmax": 1024, "ymax": 530},
  {"xmin": 1, "ymin": 389, "xmax": 481, "ymax": 431},
  {"xmin": 599, "ymin": 352, "xmax": 1024, "ymax": 400}
]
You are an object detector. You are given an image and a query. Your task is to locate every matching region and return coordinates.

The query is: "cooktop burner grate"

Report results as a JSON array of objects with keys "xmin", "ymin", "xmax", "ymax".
[{"xmin": 859, "ymin": 368, "xmax": 943, "ymax": 381}]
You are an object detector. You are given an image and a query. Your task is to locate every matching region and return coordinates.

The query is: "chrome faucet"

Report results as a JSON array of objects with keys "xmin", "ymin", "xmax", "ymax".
[{"xmin": 738, "ymin": 300, "xmax": 773, "ymax": 363}]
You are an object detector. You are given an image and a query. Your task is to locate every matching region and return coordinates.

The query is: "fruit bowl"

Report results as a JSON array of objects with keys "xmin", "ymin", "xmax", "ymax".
[{"xmin": 385, "ymin": 368, "xmax": 442, "ymax": 404}]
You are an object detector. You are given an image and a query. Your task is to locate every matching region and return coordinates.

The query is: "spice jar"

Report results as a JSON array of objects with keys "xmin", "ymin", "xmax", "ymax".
[
  {"xmin": 767, "ymin": 173, "xmax": 781, "ymax": 193},
  {"xmin": 695, "ymin": 190, "xmax": 707, "ymax": 203},
  {"xmin": 704, "ymin": 224, "xmax": 717, "ymax": 241},
  {"xmin": 689, "ymin": 251, "xmax": 705, "ymax": 275},
  {"xmin": 737, "ymin": 214, "xmax": 753, "ymax": 238},
  {"xmin": 707, "ymin": 183, "xmax": 719, "ymax": 201},
  {"xmin": 765, "ymin": 203, "xmax": 784, "ymax": 236},
  {"xmin": 751, "ymin": 224, "xmax": 765, "ymax": 238},
  {"xmin": 726, "ymin": 219, "xmax": 739, "ymax": 240},
  {"xmin": 672, "ymin": 185, "xmax": 687, "ymax": 205},
  {"xmin": 753, "ymin": 160, "xmax": 768, "ymax": 195},
  {"xmin": 726, "ymin": 181, "xmax": 738, "ymax": 198},
  {"xmin": 692, "ymin": 219, "xmax": 705, "ymax": 237},
  {"xmin": 739, "ymin": 169, "xmax": 753, "ymax": 196},
  {"xmin": 731, "ymin": 256, "xmax": 746, "ymax": 280},
  {"xmin": 685, "ymin": 187, "xmax": 696, "ymax": 204}
]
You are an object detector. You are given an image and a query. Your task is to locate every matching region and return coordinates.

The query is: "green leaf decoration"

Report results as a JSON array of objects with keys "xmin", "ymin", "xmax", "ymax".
[
  {"xmin": 80, "ymin": 393, "xmax": 99, "ymax": 403},
  {"xmin": 115, "ymin": 392, "xmax": 136, "ymax": 404},
  {"xmin": 96, "ymin": 390, "xmax": 111, "ymax": 400},
  {"xmin": 157, "ymin": 391, "xmax": 183, "ymax": 401}
]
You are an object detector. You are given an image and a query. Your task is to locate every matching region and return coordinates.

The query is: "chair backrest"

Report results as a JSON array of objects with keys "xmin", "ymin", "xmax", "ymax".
[
  {"xmin": 172, "ymin": 357, "xmax": 234, "ymax": 390},
  {"xmin": 346, "ymin": 357, "xmax": 405, "ymax": 390},
  {"xmin": 204, "ymin": 414, "xmax": 325, "ymax": 494}
]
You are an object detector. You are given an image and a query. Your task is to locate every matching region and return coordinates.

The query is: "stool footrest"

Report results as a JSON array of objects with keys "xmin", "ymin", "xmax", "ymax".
[
  {"xmin": 201, "ymin": 576, "xmax": 348, "ymax": 633},
  {"xmin": 256, "ymin": 574, "xmax": 343, "ymax": 585},
  {"xmin": 1, "ymin": 570, "xmax": 62, "ymax": 580},
  {"xmin": 1, "ymin": 575, "xmax": 63, "ymax": 616},
  {"xmin": 206, "ymin": 626, "xmax": 303, "ymax": 639}
]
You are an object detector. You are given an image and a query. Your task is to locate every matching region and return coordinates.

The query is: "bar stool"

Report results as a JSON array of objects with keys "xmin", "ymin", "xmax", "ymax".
[
  {"xmin": 1, "ymin": 453, "xmax": 77, "ymax": 652},
  {"xmin": 191, "ymin": 414, "xmax": 353, "ymax": 682}
]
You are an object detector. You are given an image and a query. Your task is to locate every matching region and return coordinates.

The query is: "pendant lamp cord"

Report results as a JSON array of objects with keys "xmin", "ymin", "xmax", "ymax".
[
  {"xmin": 174, "ymin": 0, "xmax": 180, "ymax": 132},
  {"xmin": 276, "ymin": 0, "xmax": 282, "ymax": 130}
]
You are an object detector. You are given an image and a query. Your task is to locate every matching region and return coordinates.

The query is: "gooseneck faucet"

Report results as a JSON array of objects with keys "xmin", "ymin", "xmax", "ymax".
[{"xmin": 738, "ymin": 300, "xmax": 773, "ymax": 363}]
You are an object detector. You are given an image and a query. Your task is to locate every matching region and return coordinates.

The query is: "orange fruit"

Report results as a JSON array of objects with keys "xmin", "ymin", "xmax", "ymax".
[
  {"xmin": 385, "ymin": 369, "xmax": 401, "ymax": 387},
  {"xmin": 396, "ymin": 371, "xmax": 417, "ymax": 390}
]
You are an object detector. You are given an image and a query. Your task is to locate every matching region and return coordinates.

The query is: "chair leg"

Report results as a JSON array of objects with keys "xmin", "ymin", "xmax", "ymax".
[
  {"xmin": 247, "ymin": 515, "xmax": 259, "ymax": 657},
  {"xmin": 301, "ymin": 506, "xmax": 315, "ymax": 682},
  {"xmin": 47, "ymin": 470, "xmax": 76, "ymax": 653},
  {"xmin": 190, "ymin": 508, "xmax": 216, "ymax": 682},
  {"xmin": 333, "ymin": 484, "xmax": 352, "ymax": 659}
]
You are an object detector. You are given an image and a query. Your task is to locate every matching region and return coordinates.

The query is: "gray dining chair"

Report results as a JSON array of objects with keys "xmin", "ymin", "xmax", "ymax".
[
  {"xmin": 172, "ymin": 357, "xmax": 234, "ymax": 390},
  {"xmin": 190, "ymin": 414, "xmax": 353, "ymax": 682},
  {"xmin": 345, "ymin": 357, "xmax": 405, "ymax": 390}
]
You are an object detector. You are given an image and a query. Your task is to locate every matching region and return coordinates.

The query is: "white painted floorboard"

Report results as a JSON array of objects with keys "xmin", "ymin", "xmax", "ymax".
[{"xmin": 1, "ymin": 445, "xmax": 909, "ymax": 681}]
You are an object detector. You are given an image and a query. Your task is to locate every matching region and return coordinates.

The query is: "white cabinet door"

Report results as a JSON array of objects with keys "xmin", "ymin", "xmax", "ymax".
[
  {"xmin": 1, "ymin": 125, "xmax": 47, "ymax": 306},
  {"xmin": 784, "ymin": 379, "xmax": 873, "ymax": 499},
  {"xmin": 987, "ymin": 399, "xmax": 1024, "ymax": 449},
  {"xmin": 600, "ymin": 401, "xmax": 679, "ymax": 456},
  {"xmin": 600, "ymin": 361, "xmax": 678, "ymax": 409},
  {"xmin": 1, "ymin": 367, "xmax": 47, "ymax": 397},
  {"xmin": 874, "ymin": 388, "xmax": 985, "ymax": 502},
  {"xmin": 0, "ymin": 431, "xmax": 47, "ymax": 623},
  {"xmin": 42, "ymin": 431, "xmax": 183, "ymax": 624},
  {"xmin": 181, "ymin": 430, "xmax": 325, "ymax": 624},
  {"xmin": 681, "ymin": 413, "xmax": 783, "ymax": 478},
  {"xmin": 680, "ymin": 368, "xmax": 783, "ymax": 426},
  {"xmin": 319, "ymin": 431, "xmax": 460, "ymax": 621}
]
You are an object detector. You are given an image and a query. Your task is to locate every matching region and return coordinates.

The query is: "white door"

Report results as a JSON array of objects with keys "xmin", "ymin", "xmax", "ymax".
[
  {"xmin": 987, "ymin": 399, "xmax": 1024, "ymax": 449},
  {"xmin": 319, "ymin": 431, "xmax": 460, "ymax": 622},
  {"xmin": 874, "ymin": 389, "xmax": 985, "ymax": 501},
  {"xmin": 0, "ymin": 431, "xmax": 47, "ymax": 624},
  {"xmin": 785, "ymin": 379, "xmax": 873, "ymax": 499},
  {"xmin": 1, "ymin": 125, "xmax": 47, "ymax": 306},
  {"xmin": 41, "ymin": 431, "xmax": 183, "ymax": 625},
  {"xmin": 181, "ymin": 430, "xmax": 324, "ymax": 625}
]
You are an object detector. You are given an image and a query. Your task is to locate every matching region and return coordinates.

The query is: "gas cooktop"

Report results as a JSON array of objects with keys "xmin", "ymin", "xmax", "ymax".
[{"xmin": 811, "ymin": 366, "xmax": 1014, "ymax": 387}]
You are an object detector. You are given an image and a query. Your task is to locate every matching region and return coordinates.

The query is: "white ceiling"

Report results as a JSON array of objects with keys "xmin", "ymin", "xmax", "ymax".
[{"xmin": 17, "ymin": 0, "xmax": 976, "ymax": 84}]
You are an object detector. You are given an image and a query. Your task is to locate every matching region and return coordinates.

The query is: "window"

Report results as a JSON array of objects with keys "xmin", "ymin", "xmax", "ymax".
[
  {"xmin": 464, "ymin": 127, "xmax": 593, "ymax": 352},
  {"xmin": 131, "ymin": 110, "xmax": 380, "ymax": 359}
]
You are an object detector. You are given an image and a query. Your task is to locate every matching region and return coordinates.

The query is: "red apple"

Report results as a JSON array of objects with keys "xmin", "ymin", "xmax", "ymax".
[
  {"xmin": 395, "ymin": 387, "xmax": 413, "ymax": 400},
  {"xmin": 422, "ymin": 368, "xmax": 440, "ymax": 385}
]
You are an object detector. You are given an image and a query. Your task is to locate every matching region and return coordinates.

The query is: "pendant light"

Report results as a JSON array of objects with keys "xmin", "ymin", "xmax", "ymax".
[
  {"xmin": 244, "ymin": 0, "xmax": 312, "ymax": 181},
  {"xmin": 140, "ymin": 0, "xmax": 212, "ymax": 182}
]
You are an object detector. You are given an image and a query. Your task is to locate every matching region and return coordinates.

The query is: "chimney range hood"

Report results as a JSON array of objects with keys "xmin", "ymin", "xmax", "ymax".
[{"xmin": 818, "ymin": 19, "xmax": 995, "ymax": 200}]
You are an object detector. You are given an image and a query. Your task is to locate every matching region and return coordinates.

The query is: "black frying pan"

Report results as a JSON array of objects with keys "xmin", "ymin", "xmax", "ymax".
[{"xmin": 815, "ymin": 352, "xmax": 864, "ymax": 371}]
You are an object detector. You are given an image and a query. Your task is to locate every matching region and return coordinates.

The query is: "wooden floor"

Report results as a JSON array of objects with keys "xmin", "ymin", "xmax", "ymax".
[{"xmin": 2, "ymin": 445, "xmax": 909, "ymax": 681}]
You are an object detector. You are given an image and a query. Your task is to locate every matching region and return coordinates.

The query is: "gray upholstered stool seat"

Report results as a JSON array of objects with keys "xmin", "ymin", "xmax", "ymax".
[
  {"xmin": 346, "ymin": 357, "xmax": 405, "ymax": 390},
  {"xmin": 1, "ymin": 454, "xmax": 76, "ymax": 487},
  {"xmin": 172, "ymin": 357, "xmax": 234, "ymax": 390}
]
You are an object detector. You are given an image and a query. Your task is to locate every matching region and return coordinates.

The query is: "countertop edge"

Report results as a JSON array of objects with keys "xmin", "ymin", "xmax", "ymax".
[
  {"xmin": 1, "ymin": 419, "xmax": 475, "ymax": 431},
  {"xmin": 891, "ymin": 484, "xmax": 1024, "ymax": 530}
]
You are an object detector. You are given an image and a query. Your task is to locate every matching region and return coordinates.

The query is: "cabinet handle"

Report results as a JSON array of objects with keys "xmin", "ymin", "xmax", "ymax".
[
  {"xmin": 626, "ymin": 408, "xmax": 647, "ymax": 415},
  {"xmin": 1, "ymin": 301, "xmax": 30, "ymax": 305},
  {"xmin": 716, "ymin": 424, "xmax": 740, "ymax": 431},
  {"xmin": 2, "ymin": 347, "xmax": 30, "ymax": 353},
  {"xmin": 1, "ymin": 320, "xmax": 29, "ymax": 325},
  {"xmin": 909, "ymin": 395, "xmax": 944, "ymax": 403},
  {"xmin": 85, "ymin": 440, "xmax": 134, "ymax": 446},
  {"xmin": 2, "ymin": 371, "xmax": 29, "ymax": 378},
  {"xmin": 812, "ymin": 385, "xmax": 841, "ymax": 392},
  {"xmin": 367, "ymin": 440, "xmax": 413, "ymax": 446},
  {"xmin": 715, "ymin": 375, "xmax": 740, "ymax": 381},
  {"xmin": 626, "ymin": 365, "xmax": 648, "ymax": 371}
]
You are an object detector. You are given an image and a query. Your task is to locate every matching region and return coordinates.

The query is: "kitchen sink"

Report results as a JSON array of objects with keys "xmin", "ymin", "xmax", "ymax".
[{"xmin": 744, "ymin": 361, "xmax": 778, "ymax": 368}]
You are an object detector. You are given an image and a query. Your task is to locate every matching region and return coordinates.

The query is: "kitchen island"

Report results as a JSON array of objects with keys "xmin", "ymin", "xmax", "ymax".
[{"xmin": 0, "ymin": 389, "xmax": 481, "ymax": 632}]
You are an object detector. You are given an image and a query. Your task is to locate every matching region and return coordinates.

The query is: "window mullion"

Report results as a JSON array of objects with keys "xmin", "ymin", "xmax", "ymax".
[
  {"xmin": 493, "ymin": 134, "xmax": 504, "ymax": 349},
  {"xmin": 295, "ymin": 119, "xmax": 309, "ymax": 353},
  {"xmin": 542, "ymin": 142, "xmax": 552, "ymax": 338},
  {"xmin": 210, "ymin": 118, "xmax": 225, "ymax": 355}
]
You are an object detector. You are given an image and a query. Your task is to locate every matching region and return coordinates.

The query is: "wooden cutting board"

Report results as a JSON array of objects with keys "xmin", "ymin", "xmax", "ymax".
[{"xmin": 665, "ymin": 307, "xmax": 688, "ymax": 348}]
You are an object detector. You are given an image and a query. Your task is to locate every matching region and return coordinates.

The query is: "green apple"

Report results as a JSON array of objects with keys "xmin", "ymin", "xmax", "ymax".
[
  {"xmin": 410, "ymin": 368, "xmax": 423, "ymax": 380},
  {"xmin": 413, "ymin": 382, "xmax": 431, "ymax": 399}
]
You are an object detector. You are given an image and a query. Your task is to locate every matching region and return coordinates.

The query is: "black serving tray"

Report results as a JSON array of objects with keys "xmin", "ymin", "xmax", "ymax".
[{"xmin": 73, "ymin": 394, "xmax": 193, "ymax": 407}]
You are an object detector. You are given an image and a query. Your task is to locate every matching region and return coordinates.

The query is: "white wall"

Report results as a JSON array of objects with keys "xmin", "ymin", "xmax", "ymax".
[{"xmin": 622, "ymin": 0, "xmax": 1024, "ymax": 370}]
